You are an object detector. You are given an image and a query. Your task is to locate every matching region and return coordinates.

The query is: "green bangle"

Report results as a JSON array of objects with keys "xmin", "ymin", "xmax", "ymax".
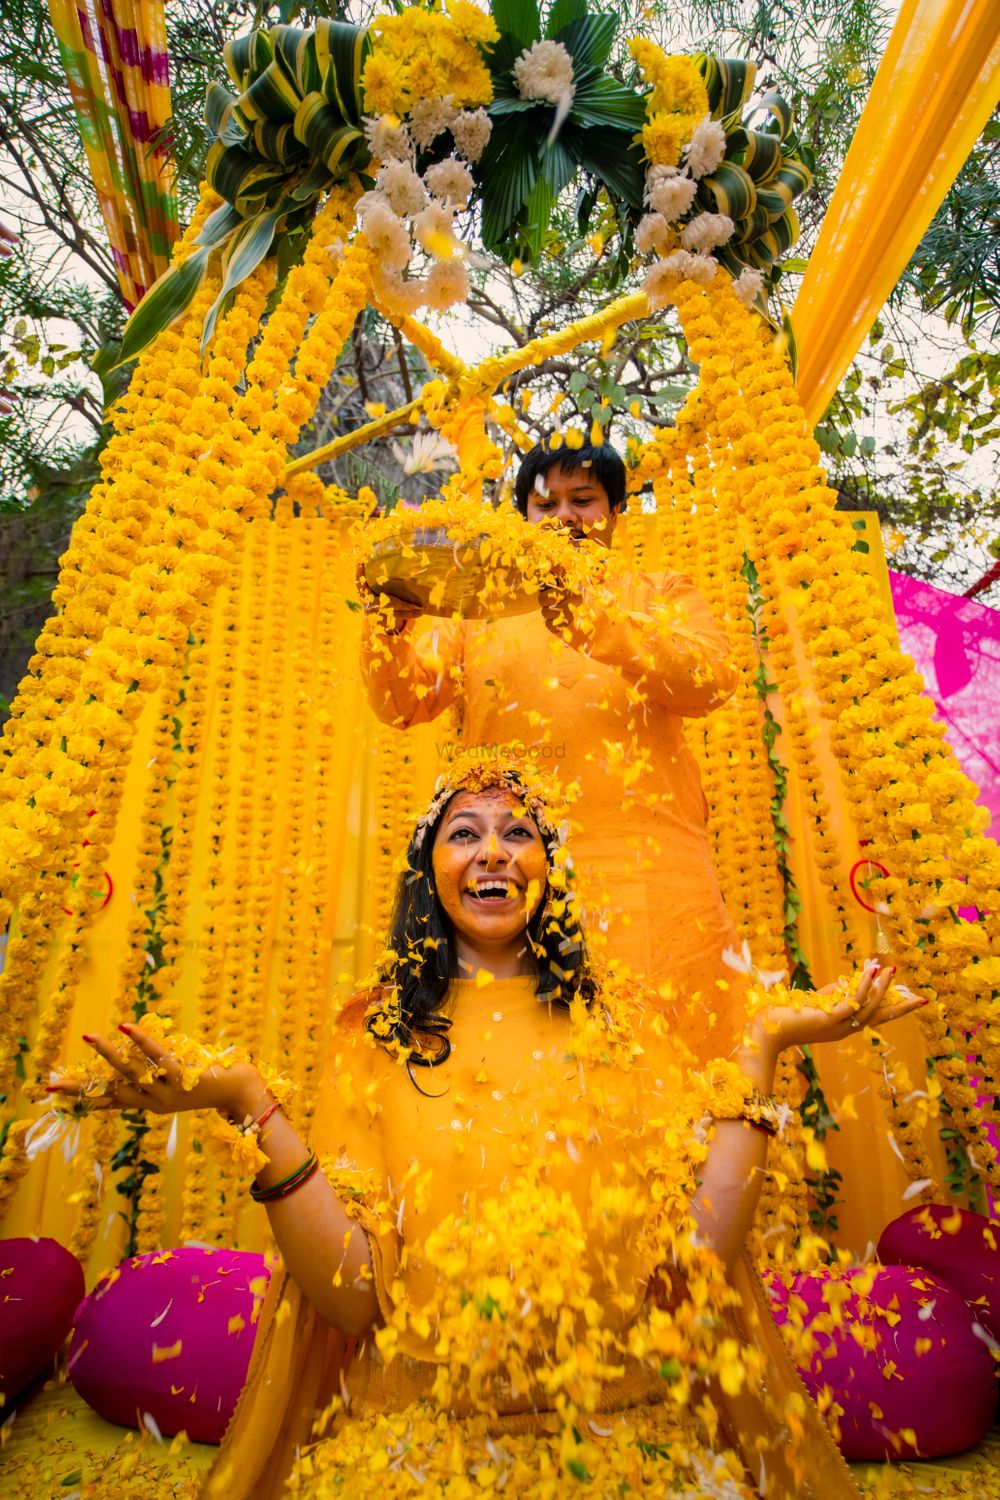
[{"xmin": 250, "ymin": 1151, "xmax": 317, "ymax": 1204}]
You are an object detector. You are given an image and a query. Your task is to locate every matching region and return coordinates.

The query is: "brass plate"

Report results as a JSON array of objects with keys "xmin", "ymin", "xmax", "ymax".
[{"xmin": 363, "ymin": 528, "xmax": 539, "ymax": 619}]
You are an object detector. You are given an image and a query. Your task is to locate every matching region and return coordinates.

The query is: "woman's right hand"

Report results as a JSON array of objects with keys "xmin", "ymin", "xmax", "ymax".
[
  {"xmin": 355, "ymin": 561, "xmax": 423, "ymax": 634},
  {"xmin": 46, "ymin": 1023, "xmax": 266, "ymax": 1122}
]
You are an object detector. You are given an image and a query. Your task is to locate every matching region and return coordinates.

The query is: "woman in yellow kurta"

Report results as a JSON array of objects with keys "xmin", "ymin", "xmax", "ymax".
[
  {"xmin": 360, "ymin": 441, "xmax": 744, "ymax": 1055},
  {"xmin": 49, "ymin": 756, "xmax": 921, "ymax": 1498}
]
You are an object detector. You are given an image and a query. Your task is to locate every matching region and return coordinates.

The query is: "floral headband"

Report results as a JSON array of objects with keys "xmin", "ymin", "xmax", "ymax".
[{"xmin": 412, "ymin": 752, "xmax": 569, "ymax": 852}]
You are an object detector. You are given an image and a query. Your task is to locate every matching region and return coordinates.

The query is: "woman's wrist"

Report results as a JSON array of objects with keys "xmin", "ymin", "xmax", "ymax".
[
  {"xmin": 733, "ymin": 1027, "xmax": 780, "ymax": 1092},
  {"xmin": 218, "ymin": 1065, "xmax": 272, "ymax": 1124}
]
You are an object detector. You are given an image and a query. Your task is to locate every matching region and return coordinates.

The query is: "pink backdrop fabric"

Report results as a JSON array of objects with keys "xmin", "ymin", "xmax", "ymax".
[
  {"xmin": 891, "ymin": 571, "xmax": 1000, "ymax": 1206},
  {"xmin": 890, "ymin": 571, "xmax": 1000, "ymax": 835}
]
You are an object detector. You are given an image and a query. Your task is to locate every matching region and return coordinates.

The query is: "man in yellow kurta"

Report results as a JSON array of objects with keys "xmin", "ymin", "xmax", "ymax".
[{"xmin": 360, "ymin": 440, "xmax": 743, "ymax": 1050}]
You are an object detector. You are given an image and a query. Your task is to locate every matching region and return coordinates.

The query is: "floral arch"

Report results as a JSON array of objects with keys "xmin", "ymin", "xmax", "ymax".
[{"xmin": 0, "ymin": 0, "xmax": 997, "ymax": 1291}]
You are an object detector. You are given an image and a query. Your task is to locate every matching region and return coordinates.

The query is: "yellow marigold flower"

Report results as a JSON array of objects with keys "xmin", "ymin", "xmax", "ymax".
[
  {"xmin": 446, "ymin": 0, "xmax": 499, "ymax": 48},
  {"xmin": 650, "ymin": 56, "xmax": 710, "ymax": 118},
  {"xmin": 641, "ymin": 111, "xmax": 693, "ymax": 168}
]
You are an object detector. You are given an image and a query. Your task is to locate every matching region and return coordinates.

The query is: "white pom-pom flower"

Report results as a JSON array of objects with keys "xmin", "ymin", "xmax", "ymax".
[
  {"xmin": 377, "ymin": 161, "xmax": 428, "ymax": 218},
  {"xmin": 451, "ymin": 108, "xmax": 492, "ymax": 163},
  {"xmin": 732, "ymin": 266, "xmax": 766, "ymax": 306},
  {"xmin": 634, "ymin": 212, "xmax": 672, "ymax": 256},
  {"xmin": 681, "ymin": 212, "xmax": 734, "ymax": 252},
  {"xmin": 685, "ymin": 116, "xmax": 727, "ymax": 179},
  {"xmin": 647, "ymin": 174, "xmax": 698, "ymax": 222},
  {"xmin": 424, "ymin": 157, "xmax": 474, "ymax": 209},
  {"xmin": 364, "ymin": 115, "xmax": 413, "ymax": 163},
  {"xmin": 424, "ymin": 257, "xmax": 470, "ymax": 310},
  {"xmin": 513, "ymin": 39, "xmax": 575, "ymax": 106},
  {"xmin": 414, "ymin": 201, "xmax": 458, "ymax": 259},
  {"xmin": 360, "ymin": 200, "xmax": 412, "ymax": 273}
]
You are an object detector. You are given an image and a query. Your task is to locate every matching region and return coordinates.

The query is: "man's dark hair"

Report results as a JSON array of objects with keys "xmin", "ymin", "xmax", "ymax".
[{"xmin": 513, "ymin": 438, "xmax": 627, "ymax": 517}]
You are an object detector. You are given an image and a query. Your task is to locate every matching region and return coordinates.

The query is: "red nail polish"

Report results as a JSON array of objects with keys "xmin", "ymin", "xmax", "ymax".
[
  {"xmin": 871, "ymin": 964, "xmax": 880, "ymax": 976},
  {"xmin": 45, "ymin": 1084, "xmax": 61, "ymax": 1092},
  {"xmin": 82, "ymin": 1033, "xmax": 96, "ymax": 1043},
  {"xmin": 118, "ymin": 1024, "xmax": 131, "ymax": 1034},
  {"xmin": 889, "ymin": 966, "xmax": 897, "ymax": 976}
]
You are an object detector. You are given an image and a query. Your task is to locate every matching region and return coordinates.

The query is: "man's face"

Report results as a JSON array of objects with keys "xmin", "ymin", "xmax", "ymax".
[{"xmin": 524, "ymin": 463, "xmax": 617, "ymax": 548}]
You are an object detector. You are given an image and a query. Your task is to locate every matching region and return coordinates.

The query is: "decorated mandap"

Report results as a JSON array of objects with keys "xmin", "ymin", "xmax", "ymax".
[{"xmin": 0, "ymin": 0, "xmax": 999, "ymax": 1494}]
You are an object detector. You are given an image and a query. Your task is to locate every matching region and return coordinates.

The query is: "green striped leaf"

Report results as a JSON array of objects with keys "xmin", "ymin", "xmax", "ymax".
[
  {"xmin": 111, "ymin": 245, "xmax": 212, "ymax": 371},
  {"xmin": 293, "ymin": 94, "xmax": 364, "ymax": 173},
  {"xmin": 224, "ymin": 30, "xmax": 273, "ymax": 90},
  {"xmin": 201, "ymin": 209, "xmax": 280, "ymax": 354},
  {"xmin": 757, "ymin": 90, "xmax": 793, "ymax": 141},
  {"xmin": 696, "ymin": 54, "xmax": 756, "ymax": 119},
  {"xmin": 241, "ymin": 59, "xmax": 300, "ymax": 122},
  {"xmin": 727, "ymin": 126, "xmax": 782, "ymax": 186},
  {"xmin": 196, "ymin": 200, "xmax": 242, "ymax": 249},
  {"xmin": 697, "ymin": 161, "xmax": 757, "ymax": 220}
]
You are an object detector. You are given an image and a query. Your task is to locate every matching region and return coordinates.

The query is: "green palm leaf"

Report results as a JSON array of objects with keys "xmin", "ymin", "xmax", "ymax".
[
  {"xmin": 491, "ymin": 0, "xmax": 540, "ymax": 47},
  {"xmin": 552, "ymin": 13, "xmax": 616, "ymax": 71}
]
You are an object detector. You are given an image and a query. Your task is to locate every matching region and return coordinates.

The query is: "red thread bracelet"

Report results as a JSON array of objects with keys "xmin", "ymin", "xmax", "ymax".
[{"xmin": 253, "ymin": 1100, "xmax": 281, "ymax": 1131}]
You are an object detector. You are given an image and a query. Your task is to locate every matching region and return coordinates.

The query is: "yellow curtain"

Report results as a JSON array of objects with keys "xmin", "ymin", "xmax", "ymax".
[{"xmin": 793, "ymin": 0, "xmax": 1000, "ymax": 424}]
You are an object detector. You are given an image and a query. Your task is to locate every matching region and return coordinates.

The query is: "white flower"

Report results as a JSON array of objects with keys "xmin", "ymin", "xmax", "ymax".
[
  {"xmin": 721, "ymin": 939, "xmax": 787, "ymax": 989},
  {"xmin": 414, "ymin": 201, "xmax": 457, "ymax": 258},
  {"xmin": 685, "ymin": 115, "xmax": 727, "ymax": 179},
  {"xmin": 376, "ymin": 161, "xmax": 427, "ymax": 218},
  {"xmin": 681, "ymin": 212, "xmax": 734, "ymax": 252},
  {"xmin": 647, "ymin": 174, "xmax": 698, "ymax": 222},
  {"xmin": 634, "ymin": 212, "xmax": 672, "ymax": 256},
  {"xmin": 642, "ymin": 250, "xmax": 717, "ymax": 307},
  {"xmin": 410, "ymin": 95, "xmax": 458, "ymax": 150},
  {"xmin": 424, "ymin": 257, "xmax": 470, "ymax": 310},
  {"xmin": 732, "ymin": 266, "xmax": 765, "ymax": 306},
  {"xmin": 361, "ymin": 200, "xmax": 412, "ymax": 273},
  {"xmin": 513, "ymin": 39, "xmax": 575, "ymax": 107},
  {"xmin": 364, "ymin": 114, "xmax": 413, "ymax": 163},
  {"xmin": 451, "ymin": 108, "xmax": 491, "ymax": 163},
  {"xmin": 424, "ymin": 157, "xmax": 474, "ymax": 209},
  {"xmin": 392, "ymin": 431, "xmax": 459, "ymax": 475},
  {"xmin": 25, "ymin": 1108, "xmax": 82, "ymax": 1163},
  {"xmin": 373, "ymin": 265, "xmax": 427, "ymax": 315}
]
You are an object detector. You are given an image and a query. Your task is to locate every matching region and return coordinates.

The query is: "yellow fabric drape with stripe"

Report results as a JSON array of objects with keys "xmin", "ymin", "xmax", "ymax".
[{"xmin": 793, "ymin": 0, "xmax": 1000, "ymax": 424}]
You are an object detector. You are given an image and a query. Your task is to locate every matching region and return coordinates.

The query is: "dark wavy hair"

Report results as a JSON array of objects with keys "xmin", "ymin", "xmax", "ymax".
[
  {"xmin": 513, "ymin": 438, "xmax": 627, "ymax": 517},
  {"xmin": 365, "ymin": 785, "xmax": 594, "ymax": 1087}
]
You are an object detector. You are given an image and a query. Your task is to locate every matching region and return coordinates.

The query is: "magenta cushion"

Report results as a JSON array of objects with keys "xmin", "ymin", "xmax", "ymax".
[
  {"xmin": 68, "ymin": 1247, "xmax": 270, "ymax": 1444},
  {"xmin": 878, "ymin": 1204, "xmax": 1000, "ymax": 1339},
  {"xmin": 770, "ymin": 1265, "xmax": 996, "ymax": 1460},
  {"xmin": 0, "ymin": 1237, "xmax": 85, "ymax": 1401}
]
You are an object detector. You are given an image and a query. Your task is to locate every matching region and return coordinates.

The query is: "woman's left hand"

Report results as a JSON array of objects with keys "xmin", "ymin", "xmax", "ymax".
[
  {"xmin": 747, "ymin": 963, "xmax": 927, "ymax": 1060},
  {"xmin": 47, "ymin": 1024, "xmax": 261, "ymax": 1121}
]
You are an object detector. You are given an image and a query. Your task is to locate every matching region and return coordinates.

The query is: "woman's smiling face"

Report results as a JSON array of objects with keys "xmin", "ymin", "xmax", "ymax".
[{"xmin": 431, "ymin": 788, "xmax": 548, "ymax": 961}]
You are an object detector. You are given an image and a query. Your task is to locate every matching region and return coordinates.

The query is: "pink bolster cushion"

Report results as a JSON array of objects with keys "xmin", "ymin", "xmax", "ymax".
[
  {"xmin": 68, "ymin": 1246, "xmax": 270, "ymax": 1444},
  {"xmin": 769, "ymin": 1264, "xmax": 996, "ymax": 1460},
  {"xmin": 878, "ymin": 1204, "xmax": 1000, "ymax": 1340},
  {"xmin": 0, "ymin": 1237, "xmax": 85, "ymax": 1402}
]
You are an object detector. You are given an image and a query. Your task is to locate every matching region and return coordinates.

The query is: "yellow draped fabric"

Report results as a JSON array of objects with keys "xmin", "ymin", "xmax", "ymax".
[{"xmin": 793, "ymin": 0, "xmax": 1000, "ymax": 424}]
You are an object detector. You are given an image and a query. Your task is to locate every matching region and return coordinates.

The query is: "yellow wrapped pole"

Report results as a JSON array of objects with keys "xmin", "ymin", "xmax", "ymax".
[{"xmin": 793, "ymin": 0, "xmax": 1000, "ymax": 424}]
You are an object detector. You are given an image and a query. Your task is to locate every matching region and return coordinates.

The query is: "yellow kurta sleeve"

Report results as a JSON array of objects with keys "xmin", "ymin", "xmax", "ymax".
[
  {"xmin": 359, "ymin": 616, "xmax": 464, "ymax": 729},
  {"xmin": 310, "ymin": 1003, "xmax": 401, "ymax": 1326},
  {"xmin": 559, "ymin": 569, "xmax": 737, "ymax": 716}
]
